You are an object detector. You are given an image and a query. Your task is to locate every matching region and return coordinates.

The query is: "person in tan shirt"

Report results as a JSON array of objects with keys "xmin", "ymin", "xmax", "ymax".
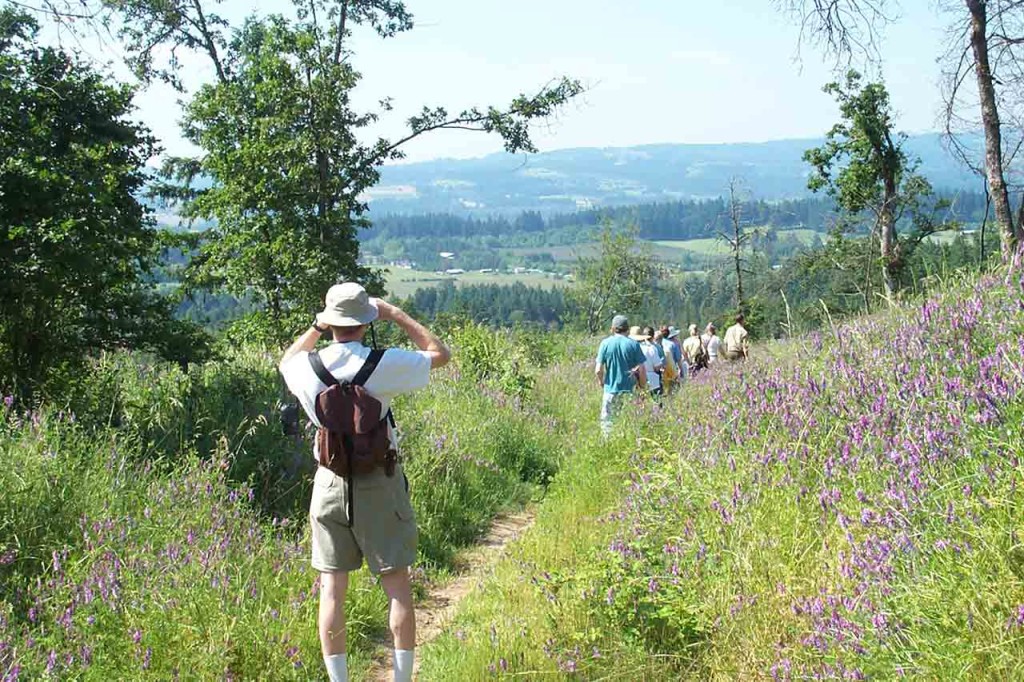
[
  {"xmin": 723, "ymin": 313, "xmax": 749, "ymax": 361},
  {"xmin": 681, "ymin": 324, "xmax": 705, "ymax": 372}
]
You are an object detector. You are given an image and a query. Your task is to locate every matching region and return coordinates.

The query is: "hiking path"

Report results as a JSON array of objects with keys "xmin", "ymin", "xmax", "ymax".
[{"xmin": 364, "ymin": 510, "xmax": 535, "ymax": 681}]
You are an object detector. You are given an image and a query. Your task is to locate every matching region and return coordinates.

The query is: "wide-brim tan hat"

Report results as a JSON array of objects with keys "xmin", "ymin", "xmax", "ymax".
[
  {"xmin": 628, "ymin": 325, "xmax": 651, "ymax": 341},
  {"xmin": 316, "ymin": 282, "xmax": 379, "ymax": 327}
]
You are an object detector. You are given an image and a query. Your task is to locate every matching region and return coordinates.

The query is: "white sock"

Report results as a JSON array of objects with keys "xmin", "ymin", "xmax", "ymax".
[
  {"xmin": 324, "ymin": 653, "xmax": 348, "ymax": 682},
  {"xmin": 393, "ymin": 649, "xmax": 415, "ymax": 682}
]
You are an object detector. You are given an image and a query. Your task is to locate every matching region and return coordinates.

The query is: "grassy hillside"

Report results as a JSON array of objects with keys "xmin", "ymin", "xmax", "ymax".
[
  {"xmin": 2, "ymin": 267, "xmax": 1022, "ymax": 680},
  {"xmin": 418, "ymin": 268, "xmax": 1024, "ymax": 680},
  {"xmin": 0, "ymin": 331, "xmax": 587, "ymax": 680}
]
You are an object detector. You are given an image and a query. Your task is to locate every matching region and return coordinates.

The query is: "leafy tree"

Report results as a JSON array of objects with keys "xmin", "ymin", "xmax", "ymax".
[
  {"xmin": 569, "ymin": 225, "xmax": 660, "ymax": 334},
  {"xmin": 0, "ymin": 9, "xmax": 208, "ymax": 400},
  {"xmin": 93, "ymin": 0, "xmax": 582, "ymax": 339},
  {"xmin": 777, "ymin": 0, "xmax": 1024, "ymax": 258},
  {"xmin": 804, "ymin": 71, "xmax": 937, "ymax": 300}
]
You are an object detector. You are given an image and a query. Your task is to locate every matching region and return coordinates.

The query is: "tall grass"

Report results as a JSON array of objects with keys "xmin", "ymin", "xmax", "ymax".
[
  {"xmin": 0, "ymin": 324, "xmax": 574, "ymax": 680},
  {"xmin": 419, "ymin": 268, "xmax": 1024, "ymax": 680}
]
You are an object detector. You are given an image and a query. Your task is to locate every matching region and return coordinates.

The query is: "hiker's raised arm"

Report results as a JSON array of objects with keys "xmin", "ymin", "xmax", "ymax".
[
  {"xmin": 279, "ymin": 324, "xmax": 324, "ymax": 370},
  {"xmin": 374, "ymin": 298, "xmax": 451, "ymax": 369}
]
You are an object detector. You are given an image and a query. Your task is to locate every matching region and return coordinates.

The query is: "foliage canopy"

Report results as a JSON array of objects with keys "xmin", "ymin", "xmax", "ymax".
[{"xmin": 0, "ymin": 9, "xmax": 208, "ymax": 399}]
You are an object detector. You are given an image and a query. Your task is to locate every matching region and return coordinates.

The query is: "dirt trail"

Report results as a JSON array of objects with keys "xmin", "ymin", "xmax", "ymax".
[{"xmin": 364, "ymin": 511, "xmax": 535, "ymax": 681}]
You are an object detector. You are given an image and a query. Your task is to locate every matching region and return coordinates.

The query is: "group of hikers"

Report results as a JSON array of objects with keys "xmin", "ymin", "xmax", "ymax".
[
  {"xmin": 595, "ymin": 312, "xmax": 749, "ymax": 434},
  {"xmin": 276, "ymin": 281, "xmax": 753, "ymax": 682}
]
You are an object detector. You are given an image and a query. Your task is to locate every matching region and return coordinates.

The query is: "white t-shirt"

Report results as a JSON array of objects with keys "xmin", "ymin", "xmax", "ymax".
[
  {"xmin": 702, "ymin": 333, "xmax": 721, "ymax": 361},
  {"xmin": 640, "ymin": 341, "xmax": 663, "ymax": 390},
  {"xmin": 280, "ymin": 342, "xmax": 432, "ymax": 458}
]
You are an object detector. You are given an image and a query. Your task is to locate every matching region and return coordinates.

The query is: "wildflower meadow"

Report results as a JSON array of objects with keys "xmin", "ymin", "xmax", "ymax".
[
  {"xmin": 2, "ymin": 268, "xmax": 1023, "ymax": 681},
  {"xmin": 418, "ymin": 268, "xmax": 1024, "ymax": 680}
]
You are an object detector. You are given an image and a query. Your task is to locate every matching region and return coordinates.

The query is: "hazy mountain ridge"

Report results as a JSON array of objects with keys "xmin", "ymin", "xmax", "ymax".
[{"xmin": 370, "ymin": 133, "xmax": 980, "ymax": 215}]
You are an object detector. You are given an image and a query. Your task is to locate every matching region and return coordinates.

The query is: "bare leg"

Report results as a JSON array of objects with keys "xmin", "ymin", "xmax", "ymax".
[
  {"xmin": 319, "ymin": 571, "xmax": 349, "ymax": 655},
  {"xmin": 379, "ymin": 567, "xmax": 416, "ymax": 650}
]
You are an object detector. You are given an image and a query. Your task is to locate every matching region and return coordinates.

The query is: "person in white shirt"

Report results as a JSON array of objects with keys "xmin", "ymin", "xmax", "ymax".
[
  {"xmin": 278, "ymin": 282, "xmax": 450, "ymax": 682},
  {"xmin": 630, "ymin": 325, "xmax": 664, "ymax": 398},
  {"xmin": 702, "ymin": 323, "xmax": 722, "ymax": 364}
]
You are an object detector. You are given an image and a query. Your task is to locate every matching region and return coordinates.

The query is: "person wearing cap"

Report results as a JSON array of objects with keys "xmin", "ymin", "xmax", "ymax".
[
  {"xmin": 278, "ymin": 282, "xmax": 451, "ymax": 682},
  {"xmin": 595, "ymin": 314, "xmax": 647, "ymax": 436},
  {"xmin": 670, "ymin": 324, "xmax": 685, "ymax": 373},
  {"xmin": 630, "ymin": 325, "xmax": 664, "ymax": 400},
  {"xmin": 665, "ymin": 326, "xmax": 685, "ymax": 384},
  {"xmin": 657, "ymin": 326, "xmax": 681, "ymax": 393},
  {"xmin": 659, "ymin": 325, "xmax": 675, "ymax": 391},
  {"xmin": 702, "ymin": 323, "xmax": 722, "ymax": 365}
]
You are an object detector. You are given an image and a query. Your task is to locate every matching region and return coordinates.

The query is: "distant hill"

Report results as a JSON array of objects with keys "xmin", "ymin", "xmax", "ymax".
[{"xmin": 370, "ymin": 133, "xmax": 980, "ymax": 215}]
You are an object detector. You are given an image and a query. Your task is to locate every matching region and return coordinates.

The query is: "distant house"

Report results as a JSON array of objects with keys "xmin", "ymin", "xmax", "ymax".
[
  {"xmin": 439, "ymin": 252, "xmax": 455, "ymax": 259},
  {"xmin": 478, "ymin": 268, "xmax": 494, "ymax": 274}
]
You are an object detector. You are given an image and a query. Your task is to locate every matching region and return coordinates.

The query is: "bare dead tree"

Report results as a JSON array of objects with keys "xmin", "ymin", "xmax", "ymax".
[
  {"xmin": 718, "ymin": 178, "xmax": 754, "ymax": 313},
  {"xmin": 774, "ymin": 0, "xmax": 895, "ymax": 67},
  {"xmin": 940, "ymin": 0, "xmax": 1024, "ymax": 258}
]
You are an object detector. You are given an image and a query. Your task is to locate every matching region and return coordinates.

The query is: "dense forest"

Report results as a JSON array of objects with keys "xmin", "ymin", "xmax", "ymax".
[
  {"xmin": 408, "ymin": 282, "xmax": 568, "ymax": 328},
  {"xmin": 359, "ymin": 190, "xmax": 993, "ymax": 272}
]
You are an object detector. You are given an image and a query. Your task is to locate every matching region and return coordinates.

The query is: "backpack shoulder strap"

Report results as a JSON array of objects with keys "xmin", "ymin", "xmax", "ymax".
[
  {"xmin": 308, "ymin": 350, "xmax": 339, "ymax": 387},
  {"xmin": 351, "ymin": 348, "xmax": 386, "ymax": 387}
]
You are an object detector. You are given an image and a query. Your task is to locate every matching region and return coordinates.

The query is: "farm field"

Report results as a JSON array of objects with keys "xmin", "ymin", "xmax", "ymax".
[
  {"xmin": 507, "ymin": 228, "xmax": 827, "ymax": 262},
  {"xmin": 384, "ymin": 266, "xmax": 571, "ymax": 299},
  {"xmin": 656, "ymin": 227, "xmax": 826, "ymax": 254},
  {"xmin": 386, "ymin": 228, "xmax": 831, "ymax": 299},
  {"xmin": 508, "ymin": 240, "xmax": 706, "ymax": 263}
]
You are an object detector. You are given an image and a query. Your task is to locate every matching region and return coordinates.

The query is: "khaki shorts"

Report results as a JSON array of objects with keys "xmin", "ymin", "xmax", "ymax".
[{"xmin": 309, "ymin": 464, "xmax": 418, "ymax": 575}]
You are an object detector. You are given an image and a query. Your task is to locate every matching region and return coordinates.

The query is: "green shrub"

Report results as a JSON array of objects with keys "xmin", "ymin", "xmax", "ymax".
[{"xmin": 1, "ymin": 328, "xmax": 571, "ymax": 679}]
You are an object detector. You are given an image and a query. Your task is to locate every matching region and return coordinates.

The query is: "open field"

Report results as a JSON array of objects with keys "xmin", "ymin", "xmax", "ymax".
[
  {"xmin": 508, "ymin": 228, "xmax": 827, "ymax": 262},
  {"xmin": 383, "ymin": 227, "xmax": 975, "ymax": 300},
  {"xmin": 384, "ymin": 267, "xmax": 571, "ymax": 299},
  {"xmin": 657, "ymin": 227, "xmax": 825, "ymax": 254}
]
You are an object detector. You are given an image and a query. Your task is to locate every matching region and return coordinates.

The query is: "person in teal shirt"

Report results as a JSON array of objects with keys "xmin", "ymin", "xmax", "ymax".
[{"xmin": 595, "ymin": 314, "xmax": 647, "ymax": 435}]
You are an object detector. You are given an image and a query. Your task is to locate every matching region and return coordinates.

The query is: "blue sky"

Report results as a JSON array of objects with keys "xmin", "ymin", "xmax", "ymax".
[{"xmin": 106, "ymin": 0, "xmax": 950, "ymax": 162}]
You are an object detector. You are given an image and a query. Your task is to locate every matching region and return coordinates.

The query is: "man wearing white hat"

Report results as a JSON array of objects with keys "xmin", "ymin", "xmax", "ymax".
[{"xmin": 278, "ymin": 282, "xmax": 450, "ymax": 682}]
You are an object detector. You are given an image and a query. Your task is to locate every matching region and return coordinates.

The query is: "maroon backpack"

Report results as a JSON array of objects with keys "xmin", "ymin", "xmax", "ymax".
[{"xmin": 308, "ymin": 348, "xmax": 397, "ymax": 481}]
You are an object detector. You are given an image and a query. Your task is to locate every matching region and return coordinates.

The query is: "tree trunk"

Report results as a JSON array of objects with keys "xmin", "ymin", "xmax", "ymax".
[
  {"xmin": 733, "ymin": 243, "xmax": 744, "ymax": 311},
  {"xmin": 317, "ymin": 150, "xmax": 329, "ymax": 225},
  {"xmin": 1016, "ymin": 193, "xmax": 1024, "ymax": 247},
  {"xmin": 729, "ymin": 181, "xmax": 745, "ymax": 312},
  {"xmin": 966, "ymin": 0, "xmax": 1018, "ymax": 257},
  {"xmin": 879, "ymin": 177, "xmax": 899, "ymax": 300}
]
